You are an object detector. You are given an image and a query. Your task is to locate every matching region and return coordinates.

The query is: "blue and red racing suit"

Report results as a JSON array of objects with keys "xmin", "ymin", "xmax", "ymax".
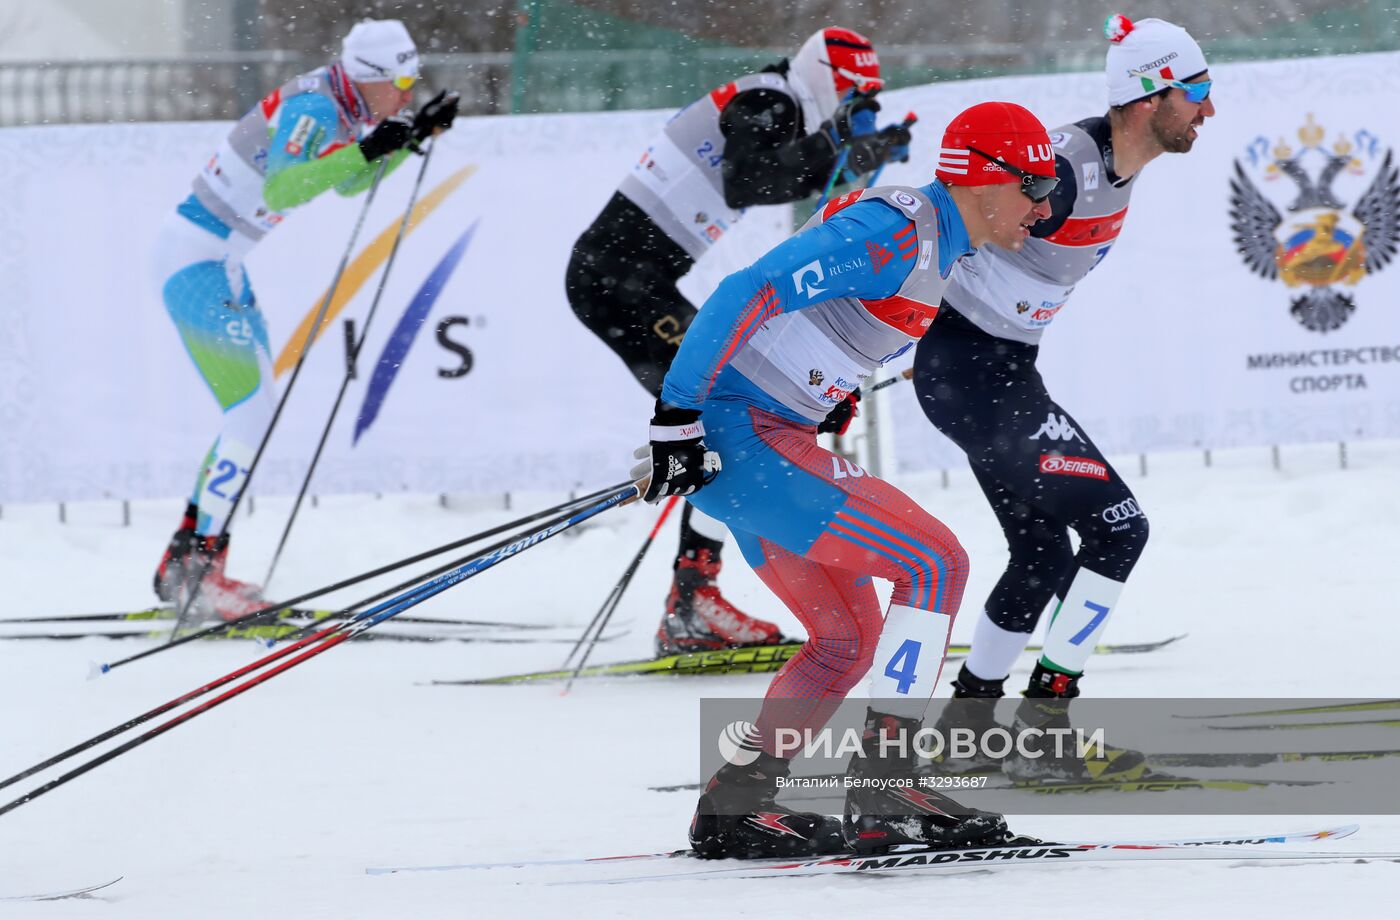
[{"xmin": 659, "ymin": 181, "xmax": 977, "ymax": 743}]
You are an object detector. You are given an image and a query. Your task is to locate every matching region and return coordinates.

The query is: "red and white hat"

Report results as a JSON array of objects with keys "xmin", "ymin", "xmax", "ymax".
[
  {"xmin": 935, "ymin": 101, "xmax": 1055, "ymax": 186},
  {"xmin": 789, "ymin": 27, "xmax": 882, "ymax": 122}
]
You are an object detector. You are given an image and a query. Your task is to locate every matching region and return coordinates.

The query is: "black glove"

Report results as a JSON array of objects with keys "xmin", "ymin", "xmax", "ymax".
[
  {"xmin": 359, "ymin": 115, "xmax": 414, "ymax": 162},
  {"xmin": 630, "ymin": 401, "xmax": 721, "ymax": 503},
  {"xmin": 847, "ymin": 123, "xmax": 914, "ymax": 174},
  {"xmin": 817, "ymin": 389, "xmax": 861, "ymax": 436},
  {"xmin": 412, "ymin": 90, "xmax": 460, "ymax": 143},
  {"xmin": 827, "ymin": 92, "xmax": 882, "ymax": 146}
]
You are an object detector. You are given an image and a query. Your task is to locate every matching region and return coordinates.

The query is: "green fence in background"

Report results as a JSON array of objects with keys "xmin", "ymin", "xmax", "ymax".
[{"xmin": 509, "ymin": 0, "xmax": 1400, "ymax": 114}]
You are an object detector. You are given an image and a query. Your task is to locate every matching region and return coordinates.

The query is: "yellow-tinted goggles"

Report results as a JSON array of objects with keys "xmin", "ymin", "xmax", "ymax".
[{"xmin": 393, "ymin": 74, "xmax": 417, "ymax": 91}]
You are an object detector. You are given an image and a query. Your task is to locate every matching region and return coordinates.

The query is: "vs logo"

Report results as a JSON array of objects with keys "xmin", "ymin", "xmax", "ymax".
[
  {"xmin": 343, "ymin": 316, "xmax": 473, "ymax": 380},
  {"xmin": 351, "ymin": 221, "xmax": 482, "ymax": 444}
]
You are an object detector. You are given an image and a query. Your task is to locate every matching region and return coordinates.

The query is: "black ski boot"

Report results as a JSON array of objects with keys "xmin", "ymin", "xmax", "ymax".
[
  {"xmin": 153, "ymin": 503, "xmax": 202, "ymax": 602},
  {"xmin": 925, "ymin": 665, "xmax": 1007, "ymax": 775},
  {"xmin": 690, "ymin": 751, "xmax": 845, "ymax": 860},
  {"xmin": 654, "ymin": 605, "xmax": 728, "ymax": 656},
  {"xmin": 844, "ymin": 708, "xmax": 1016, "ymax": 854},
  {"xmin": 1001, "ymin": 663, "xmax": 1148, "ymax": 784}
]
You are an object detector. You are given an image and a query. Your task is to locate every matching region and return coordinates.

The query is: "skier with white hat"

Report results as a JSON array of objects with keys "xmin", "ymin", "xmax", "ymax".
[
  {"xmin": 150, "ymin": 19, "xmax": 460, "ymax": 620},
  {"xmin": 914, "ymin": 14, "xmax": 1215, "ymax": 783}
]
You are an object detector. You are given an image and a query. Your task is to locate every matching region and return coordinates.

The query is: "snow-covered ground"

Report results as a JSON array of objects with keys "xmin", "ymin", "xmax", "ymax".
[{"xmin": 1, "ymin": 440, "xmax": 1397, "ymax": 916}]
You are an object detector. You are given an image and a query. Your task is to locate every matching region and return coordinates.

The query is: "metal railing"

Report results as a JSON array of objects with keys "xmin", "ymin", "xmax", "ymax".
[
  {"xmin": 0, "ymin": 44, "xmax": 1112, "ymax": 127},
  {"xmin": 0, "ymin": 51, "xmax": 513, "ymax": 126},
  {"xmin": 1, "ymin": 32, "xmax": 1395, "ymax": 127}
]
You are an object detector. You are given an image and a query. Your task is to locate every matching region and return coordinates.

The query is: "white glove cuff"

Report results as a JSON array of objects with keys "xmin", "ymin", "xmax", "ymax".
[{"xmin": 649, "ymin": 420, "xmax": 705, "ymax": 442}]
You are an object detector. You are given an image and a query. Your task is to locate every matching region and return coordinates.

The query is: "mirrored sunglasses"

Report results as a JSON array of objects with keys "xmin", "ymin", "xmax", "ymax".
[
  {"xmin": 1131, "ymin": 70, "xmax": 1211, "ymax": 103},
  {"xmin": 966, "ymin": 146, "xmax": 1060, "ymax": 203}
]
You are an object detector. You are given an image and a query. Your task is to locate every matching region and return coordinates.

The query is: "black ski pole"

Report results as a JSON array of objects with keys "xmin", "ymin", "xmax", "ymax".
[
  {"xmin": 561, "ymin": 493, "xmax": 672, "ymax": 693},
  {"xmin": 256, "ymin": 479, "xmax": 639, "ymax": 653},
  {"xmin": 561, "ymin": 495, "xmax": 679, "ymax": 671},
  {"xmin": 99, "ymin": 485, "xmax": 615, "ymax": 673},
  {"xmin": 554, "ymin": 371, "xmax": 915, "ymax": 676},
  {"xmin": 10, "ymin": 492, "xmax": 622, "ymax": 793},
  {"xmin": 262, "ymin": 143, "xmax": 438, "ymax": 588},
  {"xmin": 868, "ymin": 366, "xmax": 913, "ymax": 394},
  {"xmin": 168, "ymin": 157, "xmax": 393, "ymax": 639},
  {"xmin": 0, "ymin": 484, "xmax": 637, "ymax": 817}
]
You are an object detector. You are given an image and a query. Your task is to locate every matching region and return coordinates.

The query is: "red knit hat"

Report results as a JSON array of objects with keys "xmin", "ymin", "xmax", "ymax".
[{"xmin": 936, "ymin": 101, "xmax": 1055, "ymax": 186}]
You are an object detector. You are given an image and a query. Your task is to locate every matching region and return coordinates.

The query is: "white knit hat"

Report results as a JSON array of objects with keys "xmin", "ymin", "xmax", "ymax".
[
  {"xmin": 341, "ymin": 19, "xmax": 419, "ymax": 84},
  {"xmin": 1104, "ymin": 14, "xmax": 1207, "ymax": 106}
]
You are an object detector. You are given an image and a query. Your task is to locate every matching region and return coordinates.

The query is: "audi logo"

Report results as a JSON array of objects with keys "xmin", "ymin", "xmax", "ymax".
[{"xmin": 1100, "ymin": 499, "xmax": 1142, "ymax": 524}]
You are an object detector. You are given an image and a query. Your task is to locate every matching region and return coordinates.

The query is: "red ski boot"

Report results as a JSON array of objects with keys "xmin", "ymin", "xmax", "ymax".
[
  {"xmin": 161, "ymin": 530, "xmax": 265, "ymax": 622},
  {"xmin": 656, "ymin": 549, "xmax": 783, "ymax": 653}
]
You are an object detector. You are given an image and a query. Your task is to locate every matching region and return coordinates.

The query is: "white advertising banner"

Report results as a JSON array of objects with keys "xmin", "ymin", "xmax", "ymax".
[
  {"xmin": 871, "ymin": 51, "xmax": 1400, "ymax": 473},
  {"xmin": 1, "ymin": 51, "xmax": 1397, "ymax": 503},
  {"xmin": 0, "ymin": 108, "xmax": 789, "ymax": 503}
]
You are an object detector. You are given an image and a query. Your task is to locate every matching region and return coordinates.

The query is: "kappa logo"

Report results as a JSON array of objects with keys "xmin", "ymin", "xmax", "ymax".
[
  {"xmin": 866, "ymin": 240, "xmax": 894, "ymax": 273},
  {"xmin": 1028, "ymin": 412, "xmax": 1085, "ymax": 443},
  {"xmin": 1230, "ymin": 114, "xmax": 1399, "ymax": 332},
  {"xmin": 792, "ymin": 260, "xmax": 827, "ymax": 298},
  {"xmin": 1132, "ymin": 51, "xmax": 1179, "ymax": 75}
]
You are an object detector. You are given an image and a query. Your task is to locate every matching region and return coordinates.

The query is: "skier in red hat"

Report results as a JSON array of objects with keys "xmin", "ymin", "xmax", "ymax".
[{"xmin": 630, "ymin": 100, "xmax": 1060, "ymax": 859}]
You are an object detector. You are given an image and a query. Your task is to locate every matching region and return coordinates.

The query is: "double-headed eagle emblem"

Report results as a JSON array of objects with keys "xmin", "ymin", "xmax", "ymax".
[{"xmin": 1230, "ymin": 114, "xmax": 1399, "ymax": 332}]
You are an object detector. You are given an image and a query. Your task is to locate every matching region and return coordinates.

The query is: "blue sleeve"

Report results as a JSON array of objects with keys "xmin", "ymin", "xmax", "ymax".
[
  {"xmin": 661, "ymin": 199, "xmax": 916, "ymax": 409},
  {"xmin": 266, "ymin": 93, "xmax": 341, "ymax": 178}
]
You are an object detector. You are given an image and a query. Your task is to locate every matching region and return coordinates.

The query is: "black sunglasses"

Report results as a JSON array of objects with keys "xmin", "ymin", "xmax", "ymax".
[{"xmin": 966, "ymin": 146, "xmax": 1060, "ymax": 203}]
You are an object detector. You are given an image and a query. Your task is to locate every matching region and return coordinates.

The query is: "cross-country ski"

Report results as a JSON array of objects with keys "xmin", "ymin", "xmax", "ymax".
[{"xmin": 0, "ymin": 877, "xmax": 122, "ymax": 902}]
